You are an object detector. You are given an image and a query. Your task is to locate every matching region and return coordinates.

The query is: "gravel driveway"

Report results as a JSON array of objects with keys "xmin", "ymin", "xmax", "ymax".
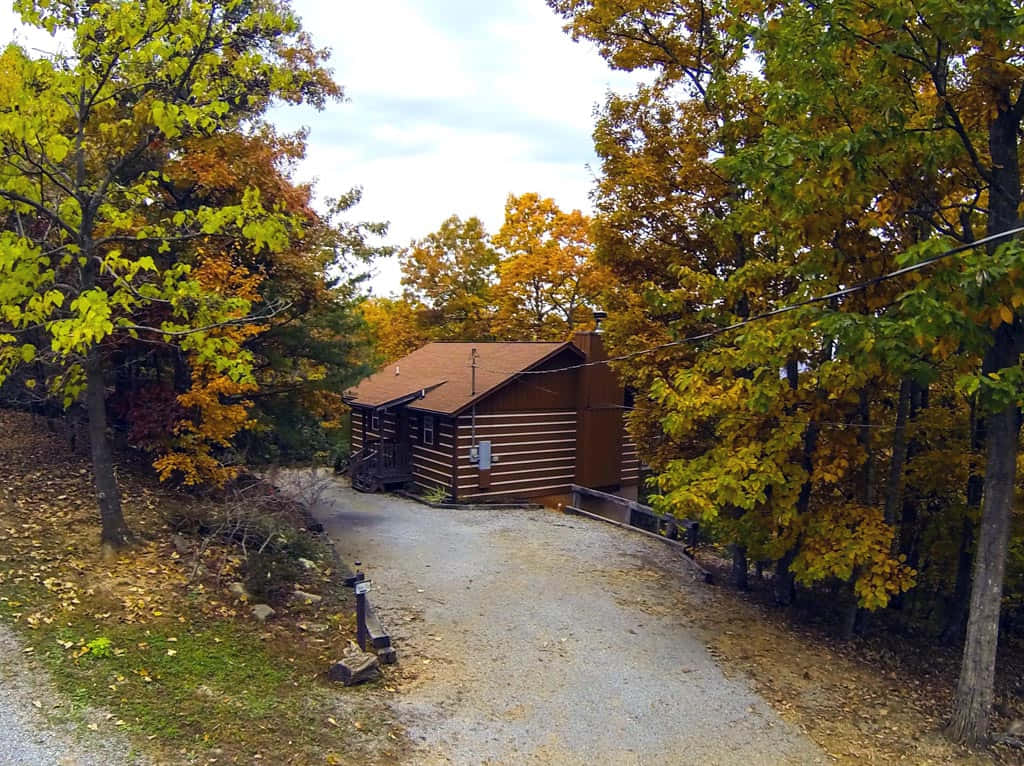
[{"xmin": 315, "ymin": 485, "xmax": 827, "ymax": 766}]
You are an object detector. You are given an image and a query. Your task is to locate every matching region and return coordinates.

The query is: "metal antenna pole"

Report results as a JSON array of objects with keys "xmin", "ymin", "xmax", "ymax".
[{"xmin": 471, "ymin": 347, "xmax": 477, "ymax": 396}]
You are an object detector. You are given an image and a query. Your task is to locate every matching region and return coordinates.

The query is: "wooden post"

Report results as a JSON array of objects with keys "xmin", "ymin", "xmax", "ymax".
[{"xmin": 356, "ymin": 588, "xmax": 367, "ymax": 650}]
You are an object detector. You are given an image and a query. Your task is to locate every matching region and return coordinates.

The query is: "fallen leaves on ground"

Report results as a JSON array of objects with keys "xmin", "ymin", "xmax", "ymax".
[
  {"xmin": 671, "ymin": 554, "xmax": 1021, "ymax": 766},
  {"xmin": 0, "ymin": 409, "xmax": 408, "ymax": 764}
]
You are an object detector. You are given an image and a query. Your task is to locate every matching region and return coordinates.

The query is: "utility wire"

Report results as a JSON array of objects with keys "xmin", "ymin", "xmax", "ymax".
[{"xmin": 473, "ymin": 224, "xmax": 1024, "ymax": 377}]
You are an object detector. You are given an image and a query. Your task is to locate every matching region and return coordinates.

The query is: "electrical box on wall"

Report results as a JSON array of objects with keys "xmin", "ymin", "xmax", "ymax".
[{"xmin": 478, "ymin": 440, "xmax": 492, "ymax": 470}]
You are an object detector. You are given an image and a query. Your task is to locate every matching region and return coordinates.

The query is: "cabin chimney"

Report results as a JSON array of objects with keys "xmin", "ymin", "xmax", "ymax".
[{"xmin": 572, "ymin": 312, "xmax": 623, "ymax": 490}]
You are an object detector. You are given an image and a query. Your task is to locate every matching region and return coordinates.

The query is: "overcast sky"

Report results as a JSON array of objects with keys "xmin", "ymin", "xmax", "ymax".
[
  {"xmin": 272, "ymin": 0, "xmax": 639, "ymax": 294},
  {"xmin": 1, "ymin": 1, "xmax": 636, "ymax": 294}
]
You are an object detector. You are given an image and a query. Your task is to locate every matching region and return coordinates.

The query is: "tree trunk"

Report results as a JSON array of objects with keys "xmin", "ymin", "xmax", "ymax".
[
  {"xmin": 949, "ymin": 95, "xmax": 1022, "ymax": 746},
  {"xmin": 943, "ymin": 515, "xmax": 975, "ymax": 645},
  {"xmin": 948, "ymin": 395, "xmax": 1018, "ymax": 744},
  {"xmin": 85, "ymin": 348, "xmax": 133, "ymax": 555},
  {"xmin": 857, "ymin": 388, "xmax": 875, "ymax": 506},
  {"xmin": 884, "ymin": 379, "xmax": 911, "ymax": 527},
  {"xmin": 732, "ymin": 544, "xmax": 749, "ymax": 591},
  {"xmin": 774, "ymin": 550, "xmax": 796, "ymax": 605},
  {"xmin": 840, "ymin": 586, "xmax": 860, "ymax": 641},
  {"xmin": 774, "ymin": 359, "xmax": 817, "ymax": 607}
]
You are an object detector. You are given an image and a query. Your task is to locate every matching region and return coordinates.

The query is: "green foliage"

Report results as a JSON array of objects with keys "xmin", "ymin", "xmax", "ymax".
[
  {"xmin": 549, "ymin": 0, "xmax": 1024, "ymax": 624},
  {"xmin": 422, "ymin": 484, "xmax": 449, "ymax": 504},
  {"xmin": 85, "ymin": 636, "xmax": 113, "ymax": 658}
]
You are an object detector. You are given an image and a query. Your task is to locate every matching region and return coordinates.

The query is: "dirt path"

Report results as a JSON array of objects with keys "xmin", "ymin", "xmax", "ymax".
[{"xmin": 315, "ymin": 484, "xmax": 828, "ymax": 766}]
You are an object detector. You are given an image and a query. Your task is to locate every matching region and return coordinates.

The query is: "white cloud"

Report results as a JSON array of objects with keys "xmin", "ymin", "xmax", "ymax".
[
  {"xmin": 274, "ymin": 0, "xmax": 638, "ymax": 295},
  {"xmin": 2, "ymin": 0, "xmax": 637, "ymax": 296}
]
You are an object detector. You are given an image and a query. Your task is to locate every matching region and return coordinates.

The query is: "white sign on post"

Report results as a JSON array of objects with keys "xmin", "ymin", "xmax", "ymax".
[{"xmin": 354, "ymin": 580, "xmax": 371, "ymax": 595}]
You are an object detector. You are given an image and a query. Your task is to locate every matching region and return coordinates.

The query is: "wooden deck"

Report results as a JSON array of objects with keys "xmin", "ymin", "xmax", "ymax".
[{"xmin": 349, "ymin": 437, "xmax": 412, "ymax": 492}]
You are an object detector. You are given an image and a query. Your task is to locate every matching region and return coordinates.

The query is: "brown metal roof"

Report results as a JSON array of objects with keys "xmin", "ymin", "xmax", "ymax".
[{"xmin": 344, "ymin": 342, "xmax": 582, "ymax": 415}]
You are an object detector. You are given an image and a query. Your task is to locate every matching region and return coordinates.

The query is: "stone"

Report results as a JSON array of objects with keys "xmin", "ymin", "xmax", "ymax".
[
  {"xmin": 291, "ymin": 589, "xmax": 323, "ymax": 604},
  {"xmin": 251, "ymin": 604, "xmax": 276, "ymax": 622},
  {"xmin": 297, "ymin": 557, "xmax": 319, "ymax": 571},
  {"xmin": 328, "ymin": 651, "xmax": 380, "ymax": 686},
  {"xmin": 228, "ymin": 582, "xmax": 250, "ymax": 600},
  {"xmin": 170, "ymin": 534, "xmax": 191, "ymax": 555}
]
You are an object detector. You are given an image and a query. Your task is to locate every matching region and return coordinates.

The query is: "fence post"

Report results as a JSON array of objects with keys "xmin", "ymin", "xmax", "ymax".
[{"xmin": 351, "ymin": 562, "xmax": 368, "ymax": 651}]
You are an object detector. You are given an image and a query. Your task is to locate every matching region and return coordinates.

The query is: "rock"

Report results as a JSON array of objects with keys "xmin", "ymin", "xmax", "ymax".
[
  {"xmin": 251, "ymin": 604, "xmax": 276, "ymax": 622},
  {"xmin": 228, "ymin": 582, "xmax": 250, "ymax": 600},
  {"xmin": 170, "ymin": 534, "xmax": 191, "ymax": 555},
  {"xmin": 298, "ymin": 557, "xmax": 318, "ymax": 571},
  {"xmin": 195, "ymin": 684, "xmax": 215, "ymax": 698},
  {"xmin": 328, "ymin": 651, "xmax": 380, "ymax": 686},
  {"xmin": 292, "ymin": 589, "xmax": 323, "ymax": 604}
]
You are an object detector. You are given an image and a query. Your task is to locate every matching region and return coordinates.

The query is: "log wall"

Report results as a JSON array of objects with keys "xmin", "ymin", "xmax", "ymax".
[{"xmin": 455, "ymin": 410, "xmax": 578, "ymax": 500}]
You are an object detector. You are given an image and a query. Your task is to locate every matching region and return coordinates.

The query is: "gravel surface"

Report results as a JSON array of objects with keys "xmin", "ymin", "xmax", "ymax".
[
  {"xmin": 0, "ymin": 626, "xmax": 142, "ymax": 766},
  {"xmin": 316, "ymin": 484, "xmax": 828, "ymax": 766}
]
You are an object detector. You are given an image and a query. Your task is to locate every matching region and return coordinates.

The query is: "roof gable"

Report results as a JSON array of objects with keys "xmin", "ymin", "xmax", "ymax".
[{"xmin": 344, "ymin": 342, "xmax": 583, "ymax": 415}]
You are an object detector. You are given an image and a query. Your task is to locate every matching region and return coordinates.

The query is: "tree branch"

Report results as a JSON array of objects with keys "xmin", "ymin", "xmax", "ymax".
[{"xmin": 119, "ymin": 300, "xmax": 294, "ymax": 338}]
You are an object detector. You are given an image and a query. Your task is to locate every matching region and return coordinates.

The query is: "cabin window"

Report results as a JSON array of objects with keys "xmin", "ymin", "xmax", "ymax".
[
  {"xmin": 371, "ymin": 410, "xmax": 380, "ymax": 432},
  {"xmin": 422, "ymin": 415, "xmax": 435, "ymax": 446}
]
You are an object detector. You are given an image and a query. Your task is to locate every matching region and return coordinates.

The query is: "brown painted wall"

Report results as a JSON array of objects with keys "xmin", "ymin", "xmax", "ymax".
[
  {"xmin": 621, "ymin": 418, "xmax": 640, "ymax": 486},
  {"xmin": 572, "ymin": 332, "xmax": 624, "ymax": 489},
  {"xmin": 471, "ymin": 348, "xmax": 581, "ymax": 414},
  {"xmin": 455, "ymin": 410, "xmax": 578, "ymax": 500}
]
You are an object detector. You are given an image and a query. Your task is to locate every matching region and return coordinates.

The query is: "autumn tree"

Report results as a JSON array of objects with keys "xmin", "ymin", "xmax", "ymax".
[
  {"xmin": 360, "ymin": 295, "xmax": 426, "ymax": 363},
  {"xmin": 742, "ymin": 0, "xmax": 1024, "ymax": 744},
  {"xmin": 0, "ymin": 0, "xmax": 340, "ymax": 553},
  {"xmin": 400, "ymin": 215, "xmax": 498, "ymax": 341},
  {"xmin": 552, "ymin": 0, "xmax": 1024, "ymax": 745},
  {"xmin": 492, "ymin": 192, "xmax": 603, "ymax": 340},
  {"xmin": 153, "ymin": 131, "xmax": 383, "ymax": 469}
]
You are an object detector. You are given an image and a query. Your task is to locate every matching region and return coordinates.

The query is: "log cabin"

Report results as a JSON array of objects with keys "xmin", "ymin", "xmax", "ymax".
[{"xmin": 342, "ymin": 323, "xmax": 640, "ymax": 503}]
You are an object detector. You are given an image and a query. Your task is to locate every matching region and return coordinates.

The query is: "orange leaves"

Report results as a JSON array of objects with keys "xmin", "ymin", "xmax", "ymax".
[
  {"xmin": 193, "ymin": 250, "xmax": 265, "ymax": 305},
  {"xmin": 154, "ymin": 369, "xmax": 256, "ymax": 487},
  {"xmin": 151, "ymin": 255, "xmax": 263, "ymax": 487},
  {"xmin": 491, "ymin": 193, "xmax": 605, "ymax": 339}
]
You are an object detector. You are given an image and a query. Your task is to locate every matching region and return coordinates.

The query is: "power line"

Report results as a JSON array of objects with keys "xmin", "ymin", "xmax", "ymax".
[{"xmin": 475, "ymin": 224, "xmax": 1024, "ymax": 377}]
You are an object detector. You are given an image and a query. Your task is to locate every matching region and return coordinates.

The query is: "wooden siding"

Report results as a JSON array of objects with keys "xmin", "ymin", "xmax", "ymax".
[
  {"xmin": 455, "ymin": 410, "xmax": 578, "ymax": 500},
  {"xmin": 351, "ymin": 408, "xmax": 457, "ymax": 495},
  {"xmin": 411, "ymin": 416, "xmax": 456, "ymax": 495},
  {"xmin": 351, "ymin": 408, "xmax": 398, "ymax": 448},
  {"xmin": 469, "ymin": 351, "xmax": 581, "ymax": 414},
  {"xmin": 620, "ymin": 420, "xmax": 640, "ymax": 485}
]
